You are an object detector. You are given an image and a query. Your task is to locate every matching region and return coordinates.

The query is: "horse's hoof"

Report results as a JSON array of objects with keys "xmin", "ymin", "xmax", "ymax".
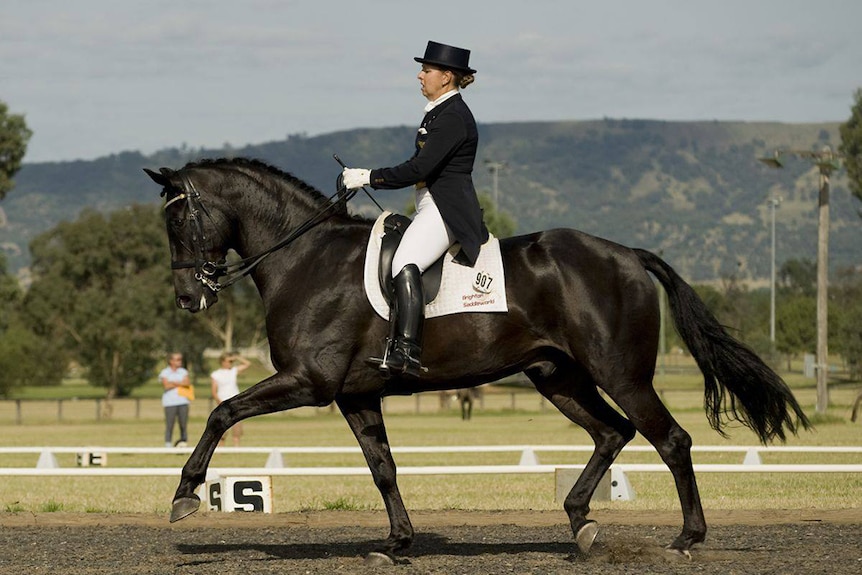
[
  {"xmin": 576, "ymin": 520, "xmax": 599, "ymax": 554},
  {"xmin": 364, "ymin": 551, "xmax": 395, "ymax": 567},
  {"xmin": 664, "ymin": 546, "xmax": 692, "ymax": 560},
  {"xmin": 170, "ymin": 496, "xmax": 201, "ymax": 523}
]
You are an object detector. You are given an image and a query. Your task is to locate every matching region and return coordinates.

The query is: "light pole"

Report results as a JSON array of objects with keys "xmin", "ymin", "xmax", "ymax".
[
  {"xmin": 768, "ymin": 195, "xmax": 782, "ymax": 344},
  {"xmin": 484, "ymin": 160, "xmax": 507, "ymax": 209},
  {"xmin": 759, "ymin": 147, "xmax": 842, "ymax": 415}
]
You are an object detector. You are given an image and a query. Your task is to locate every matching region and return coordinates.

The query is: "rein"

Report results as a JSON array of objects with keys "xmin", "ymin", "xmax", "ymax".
[{"xmin": 166, "ymin": 172, "xmax": 358, "ymax": 292}]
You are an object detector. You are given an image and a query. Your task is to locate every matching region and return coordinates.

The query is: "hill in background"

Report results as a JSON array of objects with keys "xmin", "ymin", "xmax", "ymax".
[{"xmin": 1, "ymin": 119, "xmax": 859, "ymax": 283}]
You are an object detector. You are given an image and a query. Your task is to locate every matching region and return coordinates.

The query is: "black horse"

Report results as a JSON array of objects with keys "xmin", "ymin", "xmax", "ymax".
[{"xmin": 145, "ymin": 158, "xmax": 808, "ymax": 562}]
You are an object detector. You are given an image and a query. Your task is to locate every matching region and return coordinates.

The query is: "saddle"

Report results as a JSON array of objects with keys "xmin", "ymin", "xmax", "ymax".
[{"xmin": 378, "ymin": 213, "xmax": 444, "ymax": 305}]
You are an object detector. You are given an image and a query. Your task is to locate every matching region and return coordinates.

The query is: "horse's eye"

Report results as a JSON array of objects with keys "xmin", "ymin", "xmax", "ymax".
[{"xmin": 170, "ymin": 218, "xmax": 185, "ymax": 229}]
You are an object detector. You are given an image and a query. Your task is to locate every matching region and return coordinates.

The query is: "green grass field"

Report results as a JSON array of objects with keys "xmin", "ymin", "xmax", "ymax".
[{"xmin": 1, "ymin": 380, "xmax": 860, "ymax": 515}]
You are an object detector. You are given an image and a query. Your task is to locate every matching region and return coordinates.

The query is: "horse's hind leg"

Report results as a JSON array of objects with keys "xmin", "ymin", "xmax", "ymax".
[
  {"xmin": 609, "ymin": 386, "xmax": 706, "ymax": 555},
  {"xmin": 529, "ymin": 366, "xmax": 636, "ymax": 553},
  {"xmin": 337, "ymin": 393, "xmax": 414, "ymax": 562}
]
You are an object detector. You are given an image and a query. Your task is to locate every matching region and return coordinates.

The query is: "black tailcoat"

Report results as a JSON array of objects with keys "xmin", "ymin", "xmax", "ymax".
[{"xmin": 369, "ymin": 93, "xmax": 489, "ymax": 266}]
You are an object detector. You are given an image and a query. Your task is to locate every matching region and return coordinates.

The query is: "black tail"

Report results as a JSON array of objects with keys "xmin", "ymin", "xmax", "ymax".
[{"xmin": 635, "ymin": 249, "xmax": 811, "ymax": 443}]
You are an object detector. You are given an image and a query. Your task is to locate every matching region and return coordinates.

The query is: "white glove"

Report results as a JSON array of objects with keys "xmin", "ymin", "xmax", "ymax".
[{"xmin": 342, "ymin": 167, "xmax": 371, "ymax": 190}]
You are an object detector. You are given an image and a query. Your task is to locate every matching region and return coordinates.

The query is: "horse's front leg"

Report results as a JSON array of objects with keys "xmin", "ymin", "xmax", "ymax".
[
  {"xmin": 337, "ymin": 393, "xmax": 414, "ymax": 562},
  {"xmin": 170, "ymin": 371, "xmax": 326, "ymax": 522}
]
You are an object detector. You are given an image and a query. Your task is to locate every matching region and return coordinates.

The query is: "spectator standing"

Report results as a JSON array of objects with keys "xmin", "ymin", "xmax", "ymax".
[
  {"xmin": 159, "ymin": 352, "xmax": 191, "ymax": 447},
  {"xmin": 210, "ymin": 352, "xmax": 251, "ymax": 446}
]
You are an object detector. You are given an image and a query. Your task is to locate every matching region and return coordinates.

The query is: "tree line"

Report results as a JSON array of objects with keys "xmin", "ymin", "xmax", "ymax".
[{"xmin": 0, "ymin": 204, "xmax": 266, "ymax": 399}]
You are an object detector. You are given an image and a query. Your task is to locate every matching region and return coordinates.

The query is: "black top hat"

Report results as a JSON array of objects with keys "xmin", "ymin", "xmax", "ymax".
[{"xmin": 414, "ymin": 41, "xmax": 476, "ymax": 75}]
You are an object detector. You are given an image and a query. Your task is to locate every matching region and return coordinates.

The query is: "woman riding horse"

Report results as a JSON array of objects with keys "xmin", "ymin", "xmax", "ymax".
[{"xmin": 342, "ymin": 40, "xmax": 488, "ymax": 379}]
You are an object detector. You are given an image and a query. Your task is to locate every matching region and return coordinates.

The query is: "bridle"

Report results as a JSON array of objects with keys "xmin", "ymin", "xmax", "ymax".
[{"xmin": 164, "ymin": 172, "xmax": 358, "ymax": 292}]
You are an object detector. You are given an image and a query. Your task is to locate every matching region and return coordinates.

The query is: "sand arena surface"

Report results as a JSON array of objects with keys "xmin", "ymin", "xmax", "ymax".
[{"xmin": 1, "ymin": 509, "xmax": 860, "ymax": 574}]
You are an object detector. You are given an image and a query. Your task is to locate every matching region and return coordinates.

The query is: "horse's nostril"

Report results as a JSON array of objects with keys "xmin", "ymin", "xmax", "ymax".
[{"xmin": 176, "ymin": 295, "xmax": 193, "ymax": 309}]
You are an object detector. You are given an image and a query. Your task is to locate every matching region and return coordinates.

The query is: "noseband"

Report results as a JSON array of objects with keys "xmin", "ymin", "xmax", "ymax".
[{"xmin": 164, "ymin": 172, "xmax": 358, "ymax": 292}]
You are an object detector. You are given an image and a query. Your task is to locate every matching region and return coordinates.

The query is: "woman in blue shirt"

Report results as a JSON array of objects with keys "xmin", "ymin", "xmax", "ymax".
[{"xmin": 159, "ymin": 352, "xmax": 191, "ymax": 447}]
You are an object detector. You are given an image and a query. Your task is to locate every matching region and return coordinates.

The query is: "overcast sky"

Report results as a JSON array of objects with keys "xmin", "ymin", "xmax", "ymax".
[{"xmin": 3, "ymin": 0, "xmax": 861, "ymax": 163}]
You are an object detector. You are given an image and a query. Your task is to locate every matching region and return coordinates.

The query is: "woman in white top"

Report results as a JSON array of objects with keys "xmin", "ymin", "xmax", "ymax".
[{"xmin": 210, "ymin": 352, "xmax": 252, "ymax": 446}]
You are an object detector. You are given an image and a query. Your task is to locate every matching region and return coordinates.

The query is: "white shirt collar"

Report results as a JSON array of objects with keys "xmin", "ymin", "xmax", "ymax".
[{"xmin": 424, "ymin": 89, "xmax": 459, "ymax": 113}]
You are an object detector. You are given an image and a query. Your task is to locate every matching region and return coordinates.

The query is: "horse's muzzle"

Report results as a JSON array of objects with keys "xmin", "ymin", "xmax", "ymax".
[{"xmin": 176, "ymin": 295, "xmax": 196, "ymax": 310}]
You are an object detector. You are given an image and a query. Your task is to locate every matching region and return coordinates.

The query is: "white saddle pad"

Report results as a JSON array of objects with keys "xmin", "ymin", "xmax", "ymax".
[{"xmin": 363, "ymin": 211, "xmax": 509, "ymax": 320}]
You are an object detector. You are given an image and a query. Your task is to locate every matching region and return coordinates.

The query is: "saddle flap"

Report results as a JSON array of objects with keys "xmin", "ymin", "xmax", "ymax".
[
  {"xmin": 378, "ymin": 213, "xmax": 443, "ymax": 305},
  {"xmin": 364, "ymin": 211, "xmax": 508, "ymax": 320}
]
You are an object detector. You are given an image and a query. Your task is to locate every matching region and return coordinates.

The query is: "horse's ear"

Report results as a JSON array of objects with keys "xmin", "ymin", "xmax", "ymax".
[{"xmin": 144, "ymin": 167, "xmax": 173, "ymax": 187}]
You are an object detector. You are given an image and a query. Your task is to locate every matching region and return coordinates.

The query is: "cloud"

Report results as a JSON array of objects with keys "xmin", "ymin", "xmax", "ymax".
[{"xmin": 3, "ymin": 0, "xmax": 861, "ymax": 162}]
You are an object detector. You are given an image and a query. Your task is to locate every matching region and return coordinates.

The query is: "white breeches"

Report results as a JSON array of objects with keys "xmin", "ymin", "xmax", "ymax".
[{"xmin": 392, "ymin": 189, "xmax": 455, "ymax": 277}]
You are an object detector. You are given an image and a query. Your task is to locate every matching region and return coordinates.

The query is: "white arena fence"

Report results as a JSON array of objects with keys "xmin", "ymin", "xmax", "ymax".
[{"xmin": 2, "ymin": 444, "xmax": 860, "ymax": 477}]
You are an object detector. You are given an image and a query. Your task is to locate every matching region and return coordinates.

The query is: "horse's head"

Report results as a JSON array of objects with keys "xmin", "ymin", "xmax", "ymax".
[{"xmin": 145, "ymin": 166, "xmax": 228, "ymax": 312}]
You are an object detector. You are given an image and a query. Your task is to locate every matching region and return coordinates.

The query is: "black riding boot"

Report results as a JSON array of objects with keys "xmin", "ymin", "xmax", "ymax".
[{"xmin": 381, "ymin": 264, "xmax": 426, "ymax": 379}]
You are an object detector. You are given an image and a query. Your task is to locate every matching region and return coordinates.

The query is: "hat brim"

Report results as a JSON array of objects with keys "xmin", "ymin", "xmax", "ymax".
[{"xmin": 414, "ymin": 57, "xmax": 476, "ymax": 75}]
